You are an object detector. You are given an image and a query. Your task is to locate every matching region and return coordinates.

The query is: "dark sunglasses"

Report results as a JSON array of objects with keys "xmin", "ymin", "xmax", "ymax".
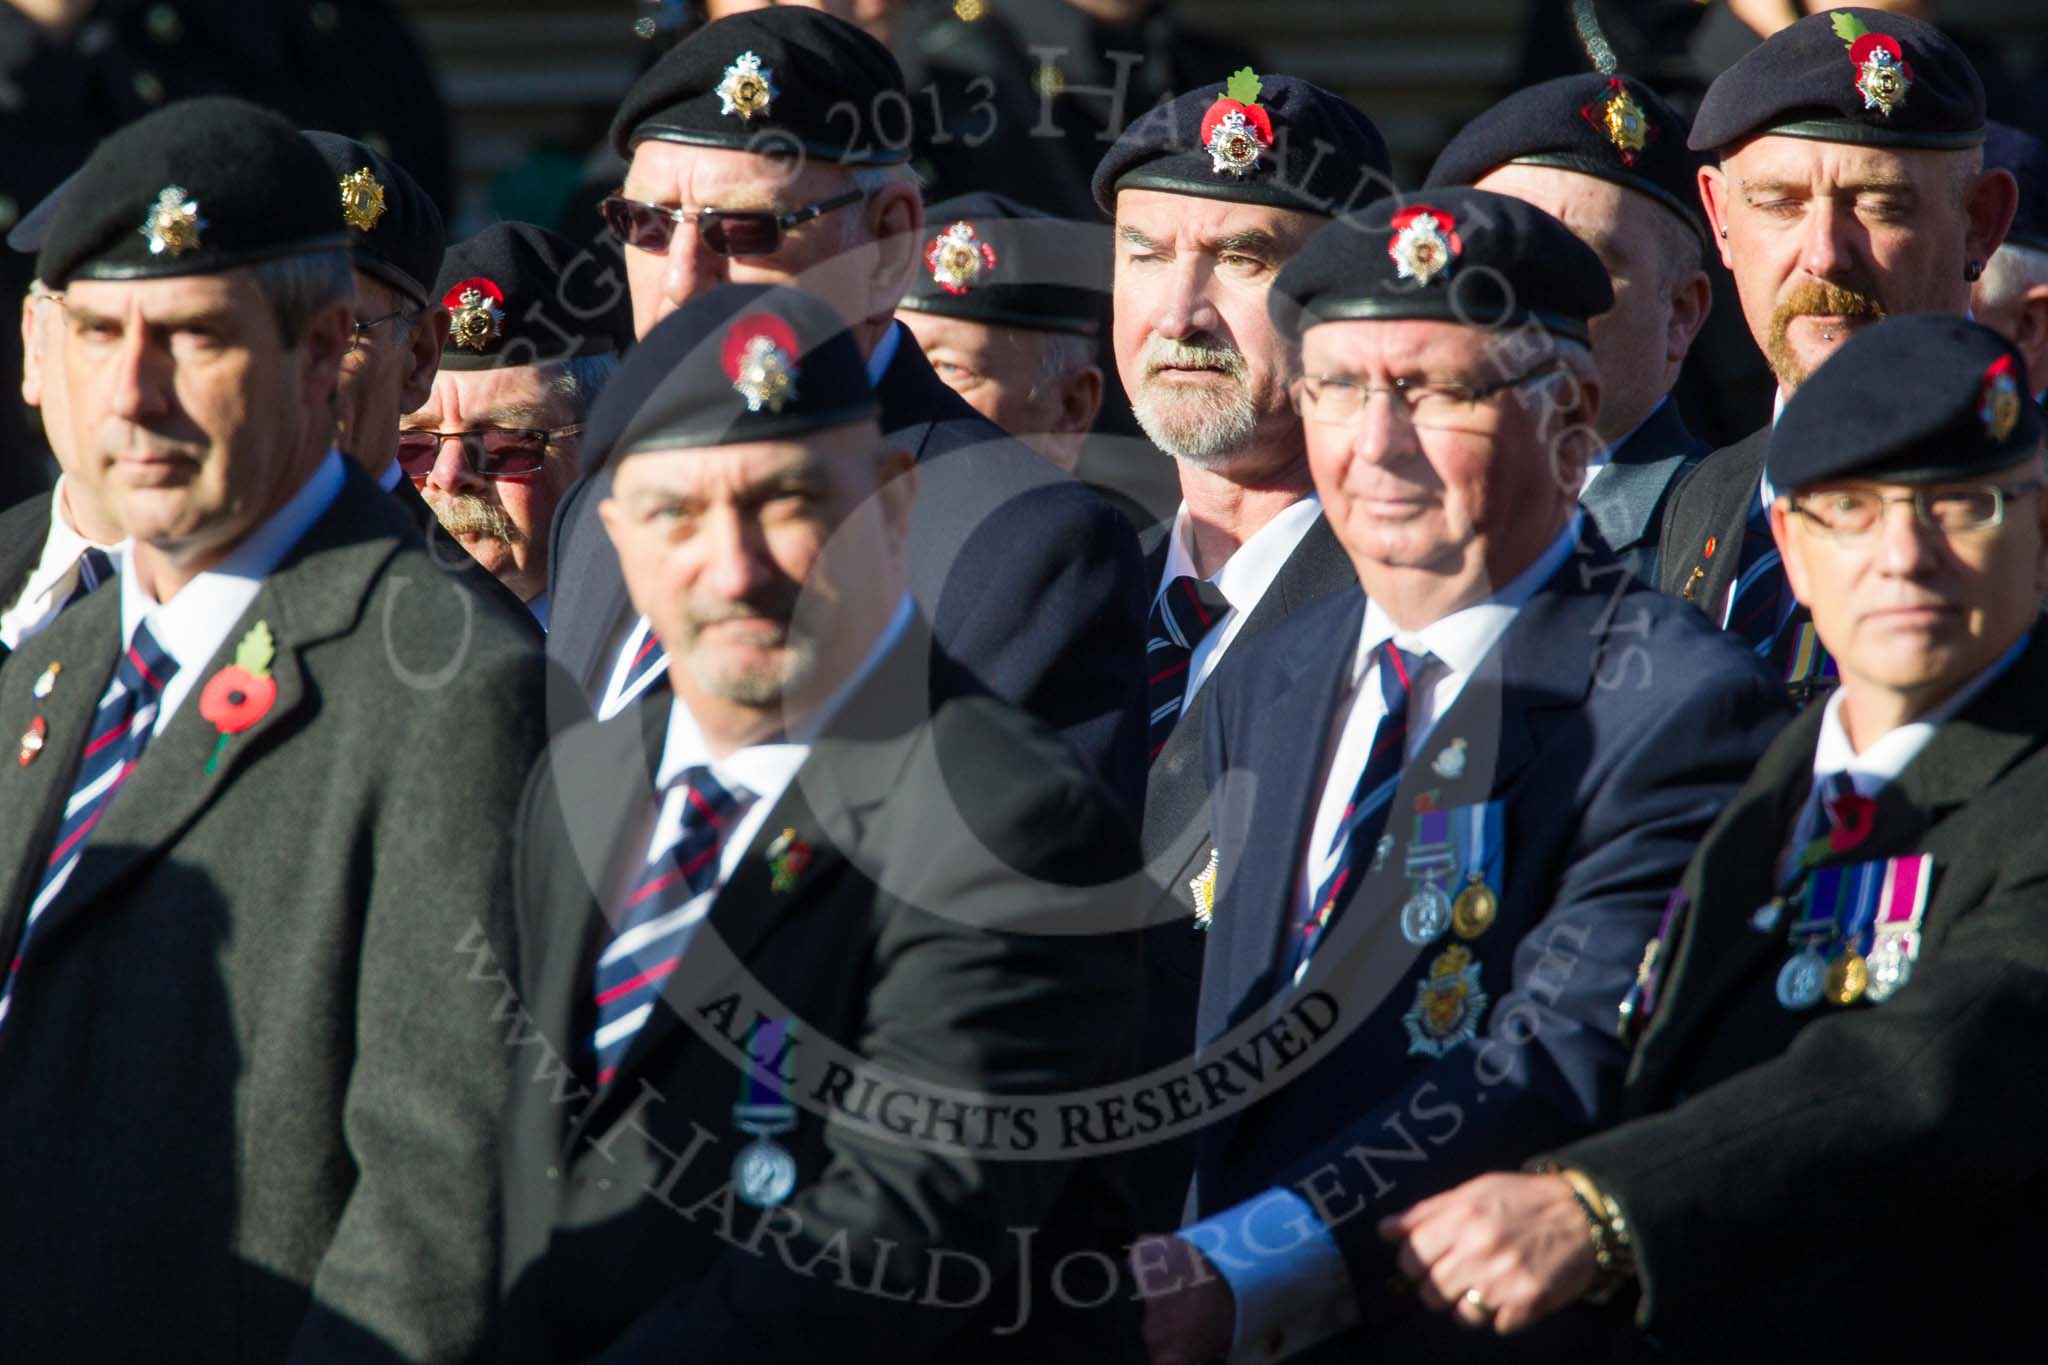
[
  {"xmin": 396, "ymin": 424, "xmax": 583, "ymax": 480},
  {"xmin": 600, "ymin": 188, "xmax": 866, "ymax": 258}
]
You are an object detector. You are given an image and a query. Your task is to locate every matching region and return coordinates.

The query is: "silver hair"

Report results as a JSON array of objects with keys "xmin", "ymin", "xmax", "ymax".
[
  {"xmin": 245, "ymin": 249, "xmax": 353, "ymax": 346},
  {"xmin": 1033, "ymin": 331, "xmax": 1099, "ymax": 389},
  {"xmin": 547, "ymin": 352, "xmax": 621, "ymax": 420},
  {"xmin": 848, "ymin": 163, "xmax": 925, "ymax": 201}
]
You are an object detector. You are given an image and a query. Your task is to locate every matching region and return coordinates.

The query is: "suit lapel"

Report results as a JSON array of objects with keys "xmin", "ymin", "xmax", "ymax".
[
  {"xmin": 1582, "ymin": 401, "xmax": 1704, "ymax": 553},
  {"xmin": 7, "ymin": 471, "xmax": 404, "ymax": 966}
]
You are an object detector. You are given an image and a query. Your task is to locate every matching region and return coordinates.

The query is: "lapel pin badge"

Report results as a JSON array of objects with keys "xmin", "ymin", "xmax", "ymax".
[
  {"xmin": 766, "ymin": 827, "xmax": 812, "ymax": 893},
  {"xmin": 17, "ymin": 715, "xmax": 47, "ymax": 767},
  {"xmin": 31, "ymin": 662, "xmax": 60, "ymax": 700},
  {"xmin": 1431, "ymin": 738, "xmax": 1468, "ymax": 780}
]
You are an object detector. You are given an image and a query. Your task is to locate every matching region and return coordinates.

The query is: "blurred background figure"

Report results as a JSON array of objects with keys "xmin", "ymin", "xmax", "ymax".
[
  {"xmin": 895, "ymin": 191, "xmax": 1106, "ymax": 473},
  {"xmin": 1974, "ymin": 121, "xmax": 2048, "ymax": 396}
]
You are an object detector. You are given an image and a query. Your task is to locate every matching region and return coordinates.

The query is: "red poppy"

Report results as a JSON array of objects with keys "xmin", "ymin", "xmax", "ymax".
[
  {"xmin": 1198, "ymin": 96, "xmax": 1274, "ymax": 150},
  {"xmin": 199, "ymin": 665, "xmax": 277, "ymax": 734},
  {"xmin": 1827, "ymin": 791, "xmax": 1876, "ymax": 852},
  {"xmin": 1847, "ymin": 32, "xmax": 1908, "ymax": 72}
]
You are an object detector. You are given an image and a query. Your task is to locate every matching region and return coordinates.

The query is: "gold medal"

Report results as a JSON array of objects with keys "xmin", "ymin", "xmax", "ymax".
[
  {"xmin": 1451, "ymin": 878, "xmax": 1496, "ymax": 939},
  {"xmin": 1825, "ymin": 950, "xmax": 1869, "ymax": 1006}
]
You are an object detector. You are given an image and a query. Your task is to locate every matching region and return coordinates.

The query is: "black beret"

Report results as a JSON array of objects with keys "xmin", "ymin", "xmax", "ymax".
[
  {"xmin": 584, "ymin": 284, "xmax": 877, "ymax": 470},
  {"xmin": 302, "ymin": 132, "xmax": 446, "ymax": 309},
  {"xmin": 1690, "ymin": 8, "xmax": 1984, "ymax": 153},
  {"xmin": 1425, "ymin": 73, "xmax": 1709, "ymax": 254},
  {"xmin": 1269, "ymin": 186, "xmax": 1614, "ymax": 347},
  {"xmin": 6, "ymin": 171, "xmax": 79, "ymax": 260},
  {"xmin": 1769, "ymin": 315, "xmax": 2041, "ymax": 488},
  {"xmin": 431, "ymin": 221, "xmax": 632, "ymax": 372},
  {"xmin": 36, "ymin": 97, "xmax": 346, "ymax": 289},
  {"xmin": 1091, "ymin": 70, "xmax": 1391, "ymax": 216},
  {"xmin": 1985, "ymin": 122, "xmax": 2048, "ymax": 254},
  {"xmin": 898, "ymin": 192, "xmax": 1105, "ymax": 337},
  {"xmin": 610, "ymin": 8, "xmax": 909, "ymax": 166}
]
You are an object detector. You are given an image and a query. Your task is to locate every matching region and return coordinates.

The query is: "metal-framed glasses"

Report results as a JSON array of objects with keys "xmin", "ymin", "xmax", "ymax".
[
  {"xmin": 1787, "ymin": 480, "xmax": 2048, "ymax": 536},
  {"xmin": 345, "ymin": 309, "xmax": 406, "ymax": 356},
  {"xmin": 600, "ymin": 188, "xmax": 866, "ymax": 258},
  {"xmin": 395, "ymin": 424, "xmax": 584, "ymax": 480},
  {"xmin": 1288, "ymin": 361, "xmax": 1563, "ymax": 431}
]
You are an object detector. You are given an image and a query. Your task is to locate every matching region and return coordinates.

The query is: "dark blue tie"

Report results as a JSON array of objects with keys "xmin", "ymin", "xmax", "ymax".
[
  {"xmin": 1146, "ymin": 575, "xmax": 1231, "ymax": 759},
  {"xmin": 0, "ymin": 621, "xmax": 179, "ymax": 1032},
  {"xmin": 588, "ymin": 765, "xmax": 746, "ymax": 1085},
  {"xmin": 55, "ymin": 546, "xmax": 116, "ymax": 616},
  {"xmin": 1724, "ymin": 498, "xmax": 1794, "ymax": 654},
  {"xmin": 603, "ymin": 614, "xmax": 671, "ymax": 720},
  {"xmin": 1292, "ymin": 642, "xmax": 1431, "ymax": 972}
]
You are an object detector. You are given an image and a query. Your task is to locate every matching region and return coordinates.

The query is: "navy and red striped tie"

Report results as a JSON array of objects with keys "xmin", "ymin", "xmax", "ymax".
[
  {"xmin": 1292, "ymin": 642, "xmax": 1431, "ymax": 972},
  {"xmin": 55, "ymin": 546, "xmax": 116, "ymax": 616},
  {"xmin": 587, "ymin": 765, "xmax": 745, "ymax": 1085},
  {"xmin": 0, "ymin": 621, "xmax": 179, "ymax": 1032},
  {"xmin": 1146, "ymin": 575, "xmax": 1231, "ymax": 758}
]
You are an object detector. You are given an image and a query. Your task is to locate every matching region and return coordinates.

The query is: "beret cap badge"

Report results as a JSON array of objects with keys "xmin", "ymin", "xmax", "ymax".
[
  {"xmin": 1388, "ymin": 205, "xmax": 1461, "ymax": 286},
  {"xmin": 924, "ymin": 221, "xmax": 997, "ymax": 296},
  {"xmin": 1199, "ymin": 68, "xmax": 1274, "ymax": 178},
  {"xmin": 1581, "ymin": 80, "xmax": 1652, "ymax": 165},
  {"xmin": 337, "ymin": 167, "xmax": 388, "ymax": 233},
  {"xmin": 1980, "ymin": 354, "xmax": 2022, "ymax": 442},
  {"xmin": 1835, "ymin": 12, "xmax": 1913, "ymax": 118},
  {"xmin": 716, "ymin": 50, "xmax": 779, "ymax": 123},
  {"xmin": 444, "ymin": 277, "xmax": 506, "ymax": 352},
  {"xmin": 724, "ymin": 314, "xmax": 800, "ymax": 413},
  {"xmin": 140, "ymin": 185, "xmax": 206, "ymax": 257}
]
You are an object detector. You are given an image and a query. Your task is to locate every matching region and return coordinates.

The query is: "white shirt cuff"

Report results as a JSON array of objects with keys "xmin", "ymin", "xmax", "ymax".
[{"xmin": 1180, "ymin": 1188, "xmax": 1359, "ymax": 1363}]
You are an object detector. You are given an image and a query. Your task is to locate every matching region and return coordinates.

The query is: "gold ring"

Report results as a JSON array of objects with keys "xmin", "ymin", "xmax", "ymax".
[{"xmin": 1462, "ymin": 1288, "xmax": 1494, "ymax": 1317}]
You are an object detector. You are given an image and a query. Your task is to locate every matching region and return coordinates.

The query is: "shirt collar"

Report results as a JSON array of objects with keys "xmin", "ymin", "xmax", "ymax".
[
  {"xmin": 866, "ymin": 320, "xmax": 904, "ymax": 390},
  {"xmin": 118, "ymin": 450, "xmax": 348, "ymax": 669},
  {"xmin": 1811, "ymin": 630, "xmax": 2032, "ymax": 787},
  {"xmin": 376, "ymin": 458, "xmax": 404, "ymax": 493},
  {"xmin": 1156, "ymin": 495, "xmax": 1323, "ymax": 614},
  {"xmin": 527, "ymin": 591, "xmax": 550, "ymax": 630},
  {"xmin": 1353, "ymin": 510, "xmax": 1583, "ymax": 684},
  {"xmin": 657, "ymin": 594, "xmax": 916, "ymax": 793}
]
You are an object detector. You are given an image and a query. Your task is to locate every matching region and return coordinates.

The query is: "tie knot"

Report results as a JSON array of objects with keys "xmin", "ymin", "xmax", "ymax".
[
  {"xmin": 676, "ymin": 764, "xmax": 745, "ymax": 833},
  {"xmin": 1151, "ymin": 575, "xmax": 1232, "ymax": 651},
  {"xmin": 117, "ymin": 620, "xmax": 179, "ymax": 699},
  {"xmin": 78, "ymin": 547, "xmax": 115, "ymax": 593},
  {"xmin": 1377, "ymin": 641, "xmax": 1430, "ymax": 714}
]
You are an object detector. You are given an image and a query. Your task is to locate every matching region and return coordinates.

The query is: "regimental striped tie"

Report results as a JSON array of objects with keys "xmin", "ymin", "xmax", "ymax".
[
  {"xmin": 587, "ymin": 765, "xmax": 746, "ymax": 1086},
  {"xmin": 1145, "ymin": 575, "xmax": 1232, "ymax": 758},
  {"xmin": 0, "ymin": 621, "xmax": 179, "ymax": 1033},
  {"xmin": 1723, "ymin": 498, "xmax": 1796, "ymax": 655},
  {"xmin": 55, "ymin": 547, "xmax": 116, "ymax": 617},
  {"xmin": 1292, "ymin": 642, "xmax": 1431, "ymax": 974}
]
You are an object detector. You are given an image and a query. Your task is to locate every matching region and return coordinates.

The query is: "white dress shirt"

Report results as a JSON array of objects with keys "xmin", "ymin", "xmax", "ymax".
[
  {"xmin": 0, "ymin": 477, "xmax": 127, "ymax": 651},
  {"xmin": 1783, "ymin": 631, "xmax": 2029, "ymax": 862},
  {"xmin": 1186, "ymin": 511, "xmax": 1583, "ymax": 1365},
  {"xmin": 116, "ymin": 451, "xmax": 346, "ymax": 735},
  {"xmin": 624, "ymin": 597, "xmax": 914, "ymax": 902},
  {"xmin": 1153, "ymin": 496, "xmax": 1323, "ymax": 715}
]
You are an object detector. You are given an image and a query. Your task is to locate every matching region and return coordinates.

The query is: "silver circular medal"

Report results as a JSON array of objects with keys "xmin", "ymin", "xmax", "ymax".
[
  {"xmin": 1775, "ymin": 949, "xmax": 1826, "ymax": 1011},
  {"xmin": 733, "ymin": 1136, "xmax": 799, "ymax": 1208},
  {"xmin": 1400, "ymin": 883, "xmax": 1453, "ymax": 947},
  {"xmin": 1865, "ymin": 938, "xmax": 1913, "ymax": 1003}
]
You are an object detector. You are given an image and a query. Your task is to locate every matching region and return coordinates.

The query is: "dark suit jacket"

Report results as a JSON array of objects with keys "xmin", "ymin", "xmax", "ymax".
[
  {"xmin": 0, "ymin": 463, "xmax": 545, "ymax": 1362},
  {"xmin": 1655, "ymin": 424, "xmax": 1767, "ymax": 617},
  {"xmin": 1189, "ymin": 525, "xmax": 1790, "ymax": 1360},
  {"xmin": 500, "ymin": 623, "xmax": 1148, "ymax": 1365},
  {"xmin": 1129, "ymin": 512, "xmax": 1356, "ymax": 1228},
  {"xmin": 1582, "ymin": 399, "xmax": 1709, "ymax": 590},
  {"xmin": 1558, "ymin": 626, "xmax": 2048, "ymax": 1364},
  {"xmin": 545, "ymin": 330, "xmax": 1149, "ymax": 810},
  {"xmin": 387, "ymin": 472, "xmax": 544, "ymax": 637},
  {"xmin": 0, "ymin": 491, "xmax": 51, "ymax": 670}
]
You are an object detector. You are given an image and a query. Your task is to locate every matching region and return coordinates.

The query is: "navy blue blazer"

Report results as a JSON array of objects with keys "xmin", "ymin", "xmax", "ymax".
[
  {"xmin": 1189, "ymin": 524, "xmax": 1790, "ymax": 1353},
  {"xmin": 545, "ymin": 330, "xmax": 1149, "ymax": 810}
]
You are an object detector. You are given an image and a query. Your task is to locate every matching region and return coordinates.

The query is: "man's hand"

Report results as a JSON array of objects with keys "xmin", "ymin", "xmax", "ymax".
[
  {"xmin": 1131, "ymin": 1232, "xmax": 1236, "ymax": 1365},
  {"xmin": 1377, "ymin": 1173, "xmax": 1599, "ymax": 1334}
]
